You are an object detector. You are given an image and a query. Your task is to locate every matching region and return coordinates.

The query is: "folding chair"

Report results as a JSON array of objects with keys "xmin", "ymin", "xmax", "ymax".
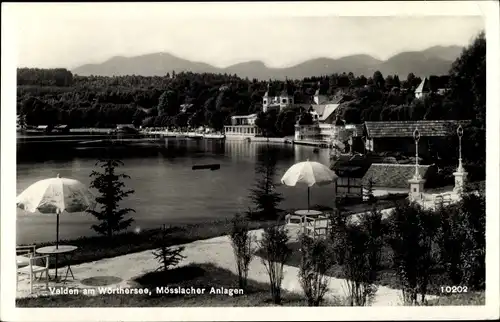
[{"xmin": 16, "ymin": 245, "xmax": 50, "ymax": 294}]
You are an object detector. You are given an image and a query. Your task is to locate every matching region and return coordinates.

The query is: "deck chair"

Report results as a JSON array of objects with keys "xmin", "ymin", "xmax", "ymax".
[
  {"xmin": 16, "ymin": 245, "xmax": 50, "ymax": 294},
  {"xmin": 16, "ymin": 245, "xmax": 36, "ymax": 267}
]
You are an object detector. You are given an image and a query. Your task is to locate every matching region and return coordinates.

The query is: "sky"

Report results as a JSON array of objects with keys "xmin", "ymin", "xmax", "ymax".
[{"xmin": 7, "ymin": 3, "xmax": 485, "ymax": 69}]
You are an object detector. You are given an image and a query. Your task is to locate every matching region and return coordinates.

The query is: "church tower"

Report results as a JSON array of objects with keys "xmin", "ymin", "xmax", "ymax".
[
  {"xmin": 279, "ymin": 77, "xmax": 293, "ymax": 110},
  {"xmin": 314, "ymin": 81, "xmax": 327, "ymax": 105},
  {"xmin": 263, "ymin": 82, "xmax": 270, "ymax": 113}
]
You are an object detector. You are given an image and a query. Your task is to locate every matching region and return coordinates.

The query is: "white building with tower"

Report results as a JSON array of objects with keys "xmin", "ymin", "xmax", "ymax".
[
  {"xmin": 224, "ymin": 80, "xmax": 343, "ymax": 140},
  {"xmin": 262, "ymin": 81, "xmax": 294, "ymax": 113},
  {"xmin": 225, "ymin": 80, "xmax": 294, "ymax": 138}
]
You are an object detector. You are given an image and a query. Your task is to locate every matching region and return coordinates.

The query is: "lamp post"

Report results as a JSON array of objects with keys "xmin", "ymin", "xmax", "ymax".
[
  {"xmin": 413, "ymin": 128, "xmax": 421, "ymax": 179},
  {"xmin": 457, "ymin": 125, "xmax": 464, "ymax": 172},
  {"xmin": 453, "ymin": 125, "xmax": 467, "ymax": 195}
]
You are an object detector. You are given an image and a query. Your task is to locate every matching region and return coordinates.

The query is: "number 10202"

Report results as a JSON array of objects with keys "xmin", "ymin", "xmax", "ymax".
[{"xmin": 440, "ymin": 286, "xmax": 468, "ymax": 293}]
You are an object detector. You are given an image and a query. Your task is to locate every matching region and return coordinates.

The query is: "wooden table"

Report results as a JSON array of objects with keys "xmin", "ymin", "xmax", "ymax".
[
  {"xmin": 36, "ymin": 245, "xmax": 78, "ymax": 281},
  {"xmin": 294, "ymin": 209, "xmax": 323, "ymax": 218}
]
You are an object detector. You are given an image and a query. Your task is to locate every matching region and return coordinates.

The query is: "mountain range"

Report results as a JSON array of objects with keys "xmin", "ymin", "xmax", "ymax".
[{"xmin": 72, "ymin": 45, "xmax": 464, "ymax": 79}]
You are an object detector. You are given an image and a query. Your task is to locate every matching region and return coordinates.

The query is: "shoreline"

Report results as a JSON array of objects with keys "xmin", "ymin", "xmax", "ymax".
[{"xmin": 18, "ymin": 130, "xmax": 333, "ymax": 150}]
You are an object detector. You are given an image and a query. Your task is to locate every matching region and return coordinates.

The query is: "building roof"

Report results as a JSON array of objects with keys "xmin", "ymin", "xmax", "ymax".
[
  {"xmin": 362, "ymin": 163, "xmax": 435, "ymax": 189},
  {"xmin": 331, "ymin": 154, "xmax": 371, "ymax": 178},
  {"xmin": 311, "ymin": 105, "xmax": 326, "ymax": 116},
  {"xmin": 364, "ymin": 120, "xmax": 469, "ymax": 138},
  {"xmin": 54, "ymin": 125, "xmax": 69, "ymax": 129},
  {"xmin": 415, "ymin": 77, "xmax": 430, "ymax": 93},
  {"xmin": 319, "ymin": 104, "xmax": 340, "ymax": 122},
  {"xmin": 315, "ymin": 95, "xmax": 329, "ymax": 105},
  {"xmin": 231, "ymin": 114, "xmax": 257, "ymax": 119}
]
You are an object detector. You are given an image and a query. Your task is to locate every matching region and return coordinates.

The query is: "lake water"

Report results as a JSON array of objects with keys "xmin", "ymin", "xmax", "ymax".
[{"xmin": 16, "ymin": 139, "xmax": 335, "ymax": 244}]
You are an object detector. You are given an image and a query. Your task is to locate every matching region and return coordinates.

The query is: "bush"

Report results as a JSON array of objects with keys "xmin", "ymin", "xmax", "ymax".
[
  {"xmin": 387, "ymin": 201, "xmax": 439, "ymax": 305},
  {"xmin": 359, "ymin": 207, "xmax": 385, "ymax": 283},
  {"xmin": 327, "ymin": 208, "xmax": 348, "ymax": 266},
  {"xmin": 342, "ymin": 227, "xmax": 377, "ymax": 306},
  {"xmin": 152, "ymin": 225, "xmax": 186, "ymax": 272},
  {"xmin": 340, "ymin": 207, "xmax": 384, "ymax": 306},
  {"xmin": 229, "ymin": 214, "xmax": 255, "ymax": 291},
  {"xmin": 457, "ymin": 189, "xmax": 485, "ymax": 288},
  {"xmin": 435, "ymin": 187, "xmax": 485, "ymax": 291},
  {"xmin": 363, "ymin": 178, "xmax": 376, "ymax": 204},
  {"xmin": 436, "ymin": 204, "xmax": 464, "ymax": 285},
  {"xmin": 298, "ymin": 234, "xmax": 334, "ymax": 306},
  {"xmin": 259, "ymin": 223, "xmax": 291, "ymax": 304}
]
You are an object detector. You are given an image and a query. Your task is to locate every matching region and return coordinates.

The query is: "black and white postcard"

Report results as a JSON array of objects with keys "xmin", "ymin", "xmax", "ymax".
[{"xmin": 1, "ymin": 1, "xmax": 499, "ymax": 321}]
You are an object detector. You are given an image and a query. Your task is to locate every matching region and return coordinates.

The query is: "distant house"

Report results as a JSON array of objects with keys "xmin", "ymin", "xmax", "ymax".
[
  {"xmin": 16, "ymin": 115, "xmax": 25, "ymax": 131},
  {"xmin": 224, "ymin": 114, "xmax": 262, "ymax": 137},
  {"xmin": 361, "ymin": 163, "xmax": 438, "ymax": 192},
  {"xmin": 436, "ymin": 88, "xmax": 450, "ymax": 95},
  {"xmin": 53, "ymin": 124, "xmax": 70, "ymax": 134},
  {"xmin": 363, "ymin": 120, "xmax": 469, "ymax": 157},
  {"xmin": 116, "ymin": 124, "xmax": 137, "ymax": 134},
  {"xmin": 293, "ymin": 100, "xmax": 344, "ymax": 142},
  {"xmin": 180, "ymin": 104, "xmax": 194, "ymax": 113},
  {"xmin": 416, "ymin": 77, "xmax": 450, "ymax": 98},
  {"xmin": 36, "ymin": 125, "xmax": 52, "ymax": 133}
]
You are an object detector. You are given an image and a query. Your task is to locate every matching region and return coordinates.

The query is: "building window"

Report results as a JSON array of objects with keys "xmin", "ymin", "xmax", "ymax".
[
  {"xmin": 282, "ymin": 99, "xmax": 287, "ymax": 103},
  {"xmin": 263, "ymin": 100, "xmax": 267, "ymax": 104}
]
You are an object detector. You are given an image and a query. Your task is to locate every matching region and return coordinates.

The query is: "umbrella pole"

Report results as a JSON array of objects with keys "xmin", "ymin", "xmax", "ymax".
[
  {"xmin": 55, "ymin": 211, "xmax": 59, "ymax": 280},
  {"xmin": 307, "ymin": 187, "xmax": 310, "ymax": 211},
  {"xmin": 56, "ymin": 211, "xmax": 59, "ymax": 249}
]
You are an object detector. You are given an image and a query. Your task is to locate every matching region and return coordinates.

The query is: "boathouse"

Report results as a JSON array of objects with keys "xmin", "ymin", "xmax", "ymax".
[{"xmin": 363, "ymin": 120, "xmax": 469, "ymax": 158}]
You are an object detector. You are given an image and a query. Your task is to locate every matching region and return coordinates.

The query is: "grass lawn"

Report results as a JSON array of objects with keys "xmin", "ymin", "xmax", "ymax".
[
  {"xmin": 16, "ymin": 263, "xmax": 343, "ymax": 307},
  {"xmin": 23, "ymin": 218, "xmax": 279, "ymax": 270},
  {"xmin": 22, "ymin": 195, "xmax": 402, "ymax": 271}
]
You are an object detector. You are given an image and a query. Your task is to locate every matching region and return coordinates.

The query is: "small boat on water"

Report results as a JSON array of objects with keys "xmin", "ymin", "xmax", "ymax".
[
  {"xmin": 192, "ymin": 164, "xmax": 221, "ymax": 171},
  {"xmin": 187, "ymin": 132, "xmax": 204, "ymax": 140},
  {"xmin": 204, "ymin": 134, "xmax": 225, "ymax": 140}
]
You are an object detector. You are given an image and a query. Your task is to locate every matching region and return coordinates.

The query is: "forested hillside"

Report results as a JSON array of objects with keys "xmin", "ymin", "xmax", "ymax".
[{"xmin": 16, "ymin": 32, "xmax": 485, "ymax": 166}]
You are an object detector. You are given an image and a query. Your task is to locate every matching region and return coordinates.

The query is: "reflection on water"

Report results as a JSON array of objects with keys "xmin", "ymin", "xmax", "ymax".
[{"xmin": 16, "ymin": 140, "xmax": 333, "ymax": 244}]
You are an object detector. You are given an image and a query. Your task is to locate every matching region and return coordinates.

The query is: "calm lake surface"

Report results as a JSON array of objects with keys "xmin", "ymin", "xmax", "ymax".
[{"xmin": 17, "ymin": 139, "xmax": 334, "ymax": 244}]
